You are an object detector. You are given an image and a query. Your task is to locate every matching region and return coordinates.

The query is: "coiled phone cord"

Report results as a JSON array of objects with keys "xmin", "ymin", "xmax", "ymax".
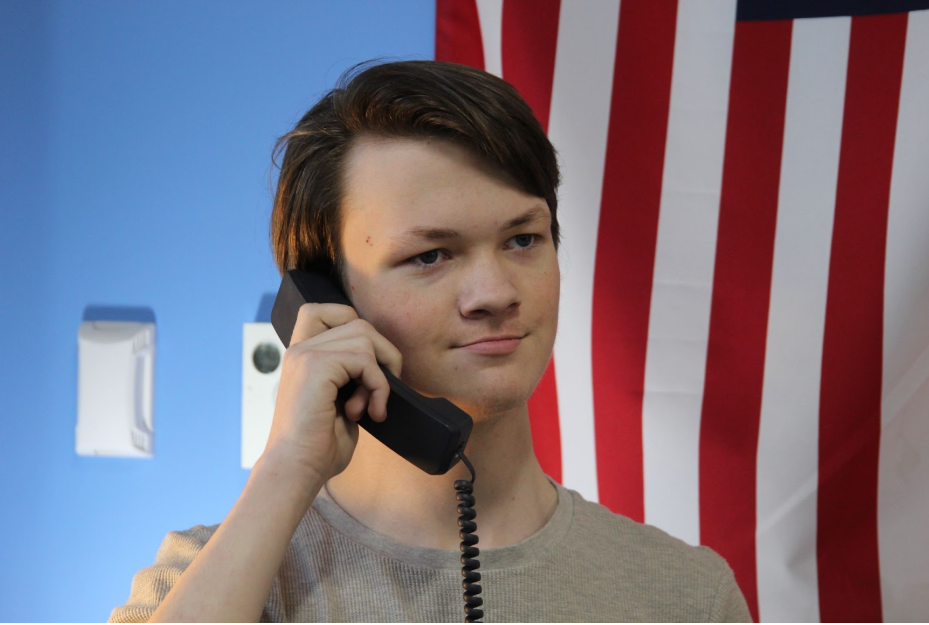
[{"xmin": 455, "ymin": 449, "xmax": 483, "ymax": 623}]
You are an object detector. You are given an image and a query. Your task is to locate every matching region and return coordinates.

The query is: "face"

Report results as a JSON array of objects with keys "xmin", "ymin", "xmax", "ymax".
[{"xmin": 340, "ymin": 137, "xmax": 560, "ymax": 422}]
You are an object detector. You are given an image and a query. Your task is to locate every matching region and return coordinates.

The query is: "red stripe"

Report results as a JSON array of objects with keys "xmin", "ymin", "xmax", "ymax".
[
  {"xmin": 817, "ymin": 13, "xmax": 907, "ymax": 622},
  {"xmin": 501, "ymin": 0, "xmax": 563, "ymax": 482},
  {"xmin": 501, "ymin": 0, "xmax": 561, "ymax": 133},
  {"xmin": 699, "ymin": 20, "xmax": 792, "ymax": 622},
  {"xmin": 591, "ymin": 0, "xmax": 678, "ymax": 522},
  {"xmin": 528, "ymin": 358, "xmax": 562, "ymax": 482},
  {"xmin": 435, "ymin": 0, "xmax": 485, "ymax": 69}
]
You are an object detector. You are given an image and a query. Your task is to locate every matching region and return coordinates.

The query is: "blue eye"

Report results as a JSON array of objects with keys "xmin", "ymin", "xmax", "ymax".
[
  {"xmin": 416, "ymin": 250, "xmax": 441, "ymax": 265},
  {"xmin": 407, "ymin": 235, "xmax": 541, "ymax": 271},
  {"xmin": 509, "ymin": 234, "xmax": 543, "ymax": 250}
]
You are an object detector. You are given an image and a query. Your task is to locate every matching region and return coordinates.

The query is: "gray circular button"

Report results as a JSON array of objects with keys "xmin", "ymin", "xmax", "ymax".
[{"xmin": 253, "ymin": 342, "xmax": 281, "ymax": 374}]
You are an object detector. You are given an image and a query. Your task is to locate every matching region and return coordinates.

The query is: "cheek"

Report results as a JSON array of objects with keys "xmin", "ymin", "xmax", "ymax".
[
  {"xmin": 533, "ymin": 260, "xmax": 561, "ymax": 323},
  {"xmin": 366, "ymin": 291, "xmax": 444, "ymax": 356}
]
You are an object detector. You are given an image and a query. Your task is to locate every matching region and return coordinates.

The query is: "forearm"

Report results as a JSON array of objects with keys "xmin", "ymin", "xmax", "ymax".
[{"xmin": 149, "ymin": 450, "xmax": 323, "ymax": 622}]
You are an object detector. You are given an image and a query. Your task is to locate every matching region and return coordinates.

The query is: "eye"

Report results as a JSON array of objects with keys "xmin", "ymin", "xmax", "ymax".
[
  {"xmin": 416, "ymin": 250, "xmax": 441, "ymax": 265},
  {"xmin": 407, "ymin": 249, "xmax": 447, "ymax": 269},
  {"xmin": 509, "ymin": 234, "xmax": 541, "ymax": 249}
]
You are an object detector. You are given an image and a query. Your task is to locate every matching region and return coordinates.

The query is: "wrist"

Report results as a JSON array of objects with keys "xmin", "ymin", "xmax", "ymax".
[{"xmin": 250, "ymin": 446, "xmax": 326, "ymax": 518}]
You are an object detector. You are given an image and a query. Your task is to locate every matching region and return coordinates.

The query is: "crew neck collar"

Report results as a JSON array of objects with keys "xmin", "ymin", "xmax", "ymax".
[{"xmin": 310, "ymin": 475, "xmax": 574, "ymax": 571}]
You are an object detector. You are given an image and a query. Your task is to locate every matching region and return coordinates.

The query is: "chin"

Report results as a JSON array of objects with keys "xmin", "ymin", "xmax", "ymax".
[
  {"xmin": 403, "ymin": 345, "xmax": 552, "ymax": 416},
  {"xmin": 447, "ymin": 380, "xmax": 536, "ymax": 422},
  {"xmin": 404, "ymin": 373, "xmax": 526, "ymax": 417}
]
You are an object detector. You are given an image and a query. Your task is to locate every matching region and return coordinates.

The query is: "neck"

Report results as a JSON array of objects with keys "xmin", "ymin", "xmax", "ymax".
[{"xmin": 322, "ymin": 403, "xmax": 558, "ymax": 551}]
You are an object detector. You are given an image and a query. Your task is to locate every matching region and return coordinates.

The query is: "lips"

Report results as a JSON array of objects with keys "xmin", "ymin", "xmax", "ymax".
[
  {"xmin": 457, "ymin": 334, "xmax": 525, "ymax": 355},
  {"xmin": 459, "ymin": 334, "xmax": 524, "ymax": 347}
]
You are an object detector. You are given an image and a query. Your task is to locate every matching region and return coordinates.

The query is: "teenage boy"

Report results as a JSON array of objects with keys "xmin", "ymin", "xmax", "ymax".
[{"xmin": 110, "ymin": 60, "xmax": 750, "ymax": 623}]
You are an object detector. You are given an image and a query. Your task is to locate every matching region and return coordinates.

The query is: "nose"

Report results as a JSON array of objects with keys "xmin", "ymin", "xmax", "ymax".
[{"xmin": 458, "ymin": 253, "xmax": 520, "ymax": 319}]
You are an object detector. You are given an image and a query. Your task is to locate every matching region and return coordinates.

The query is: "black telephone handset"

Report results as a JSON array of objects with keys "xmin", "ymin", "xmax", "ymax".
[
  {"xmin": 270, "ymin": 269, "xmax": 474, "ymax": 475},
  {"xmin": 271, "ymin": 268, "xmax": 484, "ymax": 622}
]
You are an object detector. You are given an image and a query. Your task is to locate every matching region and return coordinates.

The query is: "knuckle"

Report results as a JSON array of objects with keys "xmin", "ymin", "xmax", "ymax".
[
  {"xmin": 283, "ymin": 342, "xmax": 328, "ymax": 369},
  {"xmin": 281, "ymin": 344, "xmax": 310, "ymax": 371},
  {"xmin": 281, "ymin": 345, "xmax": 302, "ymax": 367},
  {"xmin": 354, "ymin": 336, "xmax": 377, "ymax": 356},
  {"xmin": 359, "ymin": 352, "xmax": 381, "ymax": 374},
  {"xmin": 347, "ymin": 318, "xmax": 374, "ymax": 334},
  {"xmin": 297, "ymin": 302, "xmax": 320, "ymax": 318},
  {"xmin": 342, "ymin": 304, "xmax": 360, "ymax": 319}
]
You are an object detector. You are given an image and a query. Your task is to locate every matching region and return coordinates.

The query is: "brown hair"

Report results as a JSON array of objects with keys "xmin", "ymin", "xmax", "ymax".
[{"xmin": 270, "ymin": 60, "xmax": 561, "ymax": 282}]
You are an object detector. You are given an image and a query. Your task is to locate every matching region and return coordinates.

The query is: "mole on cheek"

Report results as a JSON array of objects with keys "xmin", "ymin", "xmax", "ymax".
[{"xmin": 365, "ymin": 235, "xmax": 372, "ymax": 245}]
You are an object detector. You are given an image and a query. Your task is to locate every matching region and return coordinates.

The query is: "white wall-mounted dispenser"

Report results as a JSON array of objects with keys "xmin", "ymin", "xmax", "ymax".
[
  {"xmin": 76, "ymin": 321, "xmax": 155, "ymax": 457},
  {"xmin": 241, "ymin": 323, "xmax": 285, "ymax": 468}
]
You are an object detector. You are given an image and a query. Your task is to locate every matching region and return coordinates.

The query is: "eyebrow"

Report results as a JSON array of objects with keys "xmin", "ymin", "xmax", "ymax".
[{"xmin": 393, "ymin": 205, "xmax": 550, "ymax": 244}]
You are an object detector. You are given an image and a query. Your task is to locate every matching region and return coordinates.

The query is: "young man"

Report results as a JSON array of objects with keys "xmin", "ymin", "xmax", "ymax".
[{"xmin": 110, "ymin": 61, "xmax": 750, "ymax": 623}]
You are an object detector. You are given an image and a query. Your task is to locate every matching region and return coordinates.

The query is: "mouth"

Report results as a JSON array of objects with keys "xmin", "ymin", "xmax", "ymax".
[{"xmin": 456, "ymin": 334, "xmax": 525, "ymax": 355}]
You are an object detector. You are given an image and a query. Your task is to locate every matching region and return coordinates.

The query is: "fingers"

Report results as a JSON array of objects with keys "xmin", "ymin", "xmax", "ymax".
[
  {"xmin": 310, "ymin": 320, "xmax": 403, "ymax": 378},
  {"xmin": 344, "ymin": 386, "xmax": 370, "ymax": 422},
  {"xmin": 332, "ymin": 352, "xmax": 389, "ymax": 423},
  {"xmin": 291, "ymin": 306, "xmax": 403, "ymax": 379},
  {"xmin": 290, "ymin": 303, "xmax": 358, "ymax": 346},
  {"xmin": 286, "ymin": 303, "xmax": 400, "ymax": 425},
  {"xmin": 345, "ymin": 385, "xmax": 388, "ymax": 423}
]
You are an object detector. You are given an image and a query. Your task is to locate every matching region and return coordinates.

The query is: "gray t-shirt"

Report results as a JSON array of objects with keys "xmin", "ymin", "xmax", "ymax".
[{"xmin": 110, "ymin": 478, "xmax": 751, "ymax": 622}]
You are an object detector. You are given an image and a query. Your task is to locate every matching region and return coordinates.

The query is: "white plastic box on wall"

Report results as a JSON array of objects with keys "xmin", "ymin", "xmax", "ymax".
[
  {"xmin": 241, "ymin": 323, "xmax": 285, "ymax": 468},
  {"xmin": 76, "ymin": 321, "xmax": 155, "ymax": 457}
]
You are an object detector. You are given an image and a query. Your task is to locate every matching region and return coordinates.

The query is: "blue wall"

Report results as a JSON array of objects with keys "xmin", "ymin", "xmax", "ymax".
[{"xmin": 0, "ymin": 1, "xmax": 434, "ymax": 620}]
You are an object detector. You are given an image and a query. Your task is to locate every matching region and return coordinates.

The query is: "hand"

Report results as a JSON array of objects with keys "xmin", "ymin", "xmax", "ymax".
[{"xmin": 263, "ymin": 302, "xmax": 403, "ymax": 484}]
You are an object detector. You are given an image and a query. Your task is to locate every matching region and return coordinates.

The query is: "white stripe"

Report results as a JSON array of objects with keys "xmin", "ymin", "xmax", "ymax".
[
  {"xmin": 641, "ymin": 0, "xmax": 736, "ymax": 547},
  {"xmin": 755, "ymin": 16, "xmax": 850, "ymax": 623},
  {"xmin": 475, "ymin": 0, "xmax": 503, "ymax": 78},
  {"xmin": 547, "ymin": 0, "xmax": 621, "ymax": 501},
  {"xmin": 880, "ymin": 9, "xmax": 929, "ymax": 622}
]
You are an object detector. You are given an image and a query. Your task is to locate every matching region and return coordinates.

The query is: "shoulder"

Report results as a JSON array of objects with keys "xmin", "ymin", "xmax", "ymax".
[
  {"xmin": 108, "ymin": 524, "xmax": 219, "ymax": 623},
  {"xmin": 555, "ymin": 485, "xmax": 751, "ymax": 622},
  {"xmin": 153, "ymin": 524, "xmax": 219, "ymax": 560},
  {"xmin": 567, "ymin": 487, "xmax": 720, "ymax": 571}
]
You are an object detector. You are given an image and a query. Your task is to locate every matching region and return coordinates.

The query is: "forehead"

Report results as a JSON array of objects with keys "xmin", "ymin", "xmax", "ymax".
[{"xmin": 341, "ymin": 137, "xmax": 545, "ymax": 235}]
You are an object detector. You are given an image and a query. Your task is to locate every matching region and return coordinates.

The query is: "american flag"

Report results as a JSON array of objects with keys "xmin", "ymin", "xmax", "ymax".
[{"xmin": 436, "ymin": 0, "xmax": 929, "ymax": 621}]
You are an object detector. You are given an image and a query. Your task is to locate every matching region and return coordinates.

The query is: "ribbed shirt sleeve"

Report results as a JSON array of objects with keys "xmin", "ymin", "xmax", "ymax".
[
  {"xmin": 108, "ymin": 525, "xmax": 216, "ymax": 623},
  {"xmin": 707, "ymin": 560, "xmax": 753, "ymax": 622}
]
